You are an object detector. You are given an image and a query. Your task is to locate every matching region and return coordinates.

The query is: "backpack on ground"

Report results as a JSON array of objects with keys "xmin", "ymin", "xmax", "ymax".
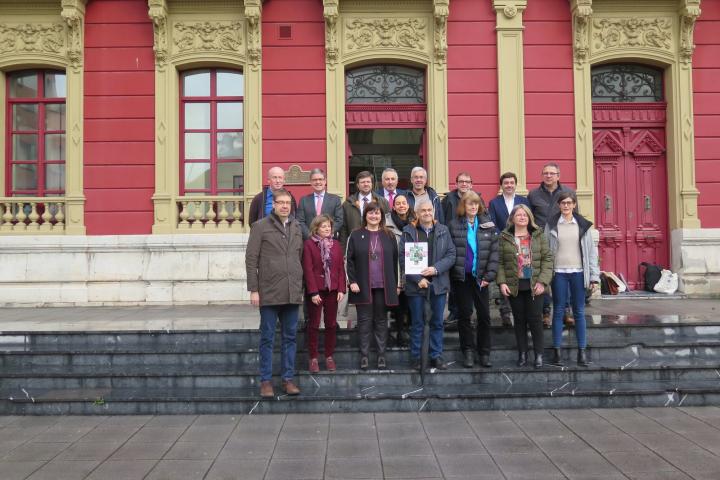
[{"xmin": 640, "ymin": 262, "xmax": 663, "ymax": 292}]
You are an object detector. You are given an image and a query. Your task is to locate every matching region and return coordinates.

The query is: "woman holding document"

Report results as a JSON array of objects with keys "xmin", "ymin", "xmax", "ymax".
[
  {"xmin": 449, "ymin": 191, "xmax": 499, "ymax": 368},
  {"xmin": 399, "ymin": 200, "xmax": 456, "ymax": 371}
]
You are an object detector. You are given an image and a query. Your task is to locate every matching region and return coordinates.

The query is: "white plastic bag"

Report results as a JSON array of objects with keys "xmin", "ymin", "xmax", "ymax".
[{"xmin": 653, "ymin": 269, "xmax": 678, "ymax": 294}]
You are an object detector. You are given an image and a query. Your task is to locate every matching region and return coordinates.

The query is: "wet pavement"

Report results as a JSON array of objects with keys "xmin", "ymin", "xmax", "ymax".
[{"xmin": 1, "ymin": 408, "xmax": 720, "ymax": 479}]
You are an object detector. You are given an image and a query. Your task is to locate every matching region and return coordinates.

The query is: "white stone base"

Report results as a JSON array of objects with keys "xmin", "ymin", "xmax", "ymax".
[
  {"xmin": 0, "ymin": 234, "xmax": 250, "ymax": 306},
  {"xmin": 671, "ymin": 228, "xmax": 720, "ymax": 297}
]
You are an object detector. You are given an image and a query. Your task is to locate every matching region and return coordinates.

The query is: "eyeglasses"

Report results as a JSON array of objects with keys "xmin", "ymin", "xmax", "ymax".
[
  {"xmin": 542, "ymin": 172, "xmax": 559, "ymax": 177},
  {"xmin": 457, "ymin": 180, "xmax": 472, "ymax": 184},
  {"xmin": 559, "ymin": 201, "xmax": 575, "ymax": 206},
  {"xmin": 274, "ymin": 200, "xmax": 292, "ymax": 206}
]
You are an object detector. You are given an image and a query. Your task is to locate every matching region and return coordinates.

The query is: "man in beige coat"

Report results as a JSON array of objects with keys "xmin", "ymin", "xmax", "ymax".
[{"xmin": 246, "ymin": 189, "xmax": 304, "ymax": 398}]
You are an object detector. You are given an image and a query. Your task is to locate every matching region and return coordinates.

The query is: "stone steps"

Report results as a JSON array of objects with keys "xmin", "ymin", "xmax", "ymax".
[{"xmin": 1, "ymin": 318, "xmax": 719, "ymax": 414}]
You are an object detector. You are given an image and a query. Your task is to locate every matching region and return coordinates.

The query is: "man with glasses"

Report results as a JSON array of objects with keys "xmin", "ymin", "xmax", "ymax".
[{"xmin": 528, "ymin": 163, "xmax": 577, "ymax": 327}]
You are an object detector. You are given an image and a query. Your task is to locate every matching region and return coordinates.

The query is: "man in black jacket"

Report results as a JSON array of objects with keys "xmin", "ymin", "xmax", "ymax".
[{"xmin": 248, "ymin": 167, "xmax": 297, "ymax": 226}]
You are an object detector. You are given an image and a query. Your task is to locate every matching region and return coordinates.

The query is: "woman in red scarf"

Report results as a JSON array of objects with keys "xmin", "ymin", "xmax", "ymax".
[{"xmin": 302, "ymin": 214, "xmax": 346, "ymax": 372}]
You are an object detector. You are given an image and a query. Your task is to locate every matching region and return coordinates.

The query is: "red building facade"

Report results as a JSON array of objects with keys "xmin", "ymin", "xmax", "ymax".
[{"xmin": 0, "ymin": 0, "xmax": 718, "ymax": 304}]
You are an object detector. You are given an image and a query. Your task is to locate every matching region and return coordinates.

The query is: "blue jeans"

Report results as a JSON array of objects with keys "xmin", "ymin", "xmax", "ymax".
[
  {"xmin": 551, "ymin": 272, "xmax": 587, "ymax": 348},
  {"xmin": 259, "ymin": 304, "xmax": 299, "ymax": 382},
  {"xmin": 407, "ymin": 292, "xmax": 446, "ymax": 360}
]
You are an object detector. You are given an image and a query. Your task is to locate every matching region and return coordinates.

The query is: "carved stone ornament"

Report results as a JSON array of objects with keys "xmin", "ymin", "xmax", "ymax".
[
  {"xmin": 592, "ymin": 17, "xmax": 672, "ymax": 53},
  {"xmin": 148, "ymin": 0, "xmax": 168, "ymax": 66},
  {"xmin": 572, "ymin": 0, "xmax": 592, "ymax": 65},
  {"xmin": 245, "ymin": 0, "xmax": 262, "ymax": 68},
  {"xmin": 679, "ymin": 2, "xmax": 701, "ymax": 64},
  {"xmin": 0, "ymin": 23, "xmax": 65, "ymax": 55},
  {"xmin": 324, "ymin": 0, "xmax": 339, "ymax": 66},
  {"xmin": 433, "ymin": 0, "xmax": 449, "ymax": 64},
  {"xmin": 173, "ymin": 21, "xmax": 243, "ymax": 54},
  {"xmin": 61, "ymin": 0, "xmax": 85, "ymax": 70},
  {"xmin": 503, "ymin": 5, "xmax": 518, "ymax": 18},
  {"xmin": 345, "ymin": 18, "xmax": 427, "ymax": 52}
]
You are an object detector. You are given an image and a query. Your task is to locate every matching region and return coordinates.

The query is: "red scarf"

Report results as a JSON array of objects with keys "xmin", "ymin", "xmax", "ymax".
[{"xmin": 311, "ymin": 234, "xmax": 333, "ymax": 290}]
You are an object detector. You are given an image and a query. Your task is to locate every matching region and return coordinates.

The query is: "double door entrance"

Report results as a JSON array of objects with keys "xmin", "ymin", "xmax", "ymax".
[{"xmin": 593, "ymin": 106, "xmax": 669, "ymax": 289}]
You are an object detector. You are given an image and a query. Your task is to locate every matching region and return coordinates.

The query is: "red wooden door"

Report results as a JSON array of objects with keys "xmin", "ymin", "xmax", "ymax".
[{"xmin": 593, "ymin": 106, "xmax": 669, "ymax": 289}]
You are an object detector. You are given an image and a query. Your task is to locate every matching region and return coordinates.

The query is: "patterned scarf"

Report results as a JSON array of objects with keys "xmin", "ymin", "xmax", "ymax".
[{"xmin": 311, "ymin": 234, "xmax": 333, "ymax": 290}]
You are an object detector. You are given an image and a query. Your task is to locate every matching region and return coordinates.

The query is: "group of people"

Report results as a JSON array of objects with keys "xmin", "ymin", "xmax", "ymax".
[{"xmin": 246, "ymin": 163, "xmax": 600, "ymax": 398}]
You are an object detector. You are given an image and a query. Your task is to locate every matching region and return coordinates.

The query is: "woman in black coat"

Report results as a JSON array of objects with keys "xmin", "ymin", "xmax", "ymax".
[
  {"xmin": 448, "ymin": 191, "xmax": 499, "ymax": 368},
  {"xmin": 346, "ymin": 202, "xmax": 399, "ymax": 370}
]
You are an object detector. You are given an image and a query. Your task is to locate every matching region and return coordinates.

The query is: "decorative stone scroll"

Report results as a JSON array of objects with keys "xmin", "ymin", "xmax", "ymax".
[
  {"xmin": 323, "ymin": 0, "xmax": 339, "ymax": 66},
  {"xmin": 61, "ymin": 0, "xmax": 85, "ymax": 70},
  {"xmin": 592, "ymin": 17, "xmax": 672, "ymax": 53},
  {"xmin": 0, "ymin": 23, "xmax": 65, "ymax": 55},
  {"xmin": 148, "ymin": 0, "xmax": 168, "ymax": 66},
  {"xmin": 245, "ymin": 0, "xmax": 262, "ymax": 68},
  {"xmin": 572, "ymin": 0, "xmax": 592, "ymax": 66},
  {"xmin": 679, "ymin": 1, "xmax": 701, "ymax": 65},
  {"xmin": 345, "ymin": 18, "xmax": 427, "ymax": 52},
  {"xmin": 173, "ymin": 21, "xmax": 243, "ymax": 53},
  {"xmin": 433, "ymin": 0, "xmax": 449, "ymax": 65}
]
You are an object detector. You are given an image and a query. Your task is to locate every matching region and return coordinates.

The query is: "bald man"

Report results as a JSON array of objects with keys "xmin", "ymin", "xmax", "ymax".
[{"xmin": 249, "ymin": 167, "xmax": 298, "ymax": 225}]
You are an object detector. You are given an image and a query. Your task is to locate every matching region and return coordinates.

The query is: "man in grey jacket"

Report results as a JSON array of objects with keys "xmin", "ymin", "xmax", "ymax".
[
  {"xmin": 246, "ymin": 189, "xmax": 304, "ymax": 399},
  {"xmin": 296, "ymin": 168, "xmax": 343, "ymax": 240}
]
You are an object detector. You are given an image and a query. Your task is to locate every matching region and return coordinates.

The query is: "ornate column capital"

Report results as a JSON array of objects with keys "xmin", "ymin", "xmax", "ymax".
[
  {"xmin": 571, "ymin": 0, "xmax": 592, "ymax": 66},
  {"xmin": 323, "ymin": 0, "xmax": 339, "ymax": 67},
  {"xmin": 147, "ymin": 0, "xmax": 168, "ymax": 68},
  {"xmin": 492, "ymin": 0, "xmax": 527, "ymax": 28},
  {"xmin": 679, "ymin": 0, "xmax": 701, "ymax": 65},
  {"xmin": 433, "ymin": 0, "xmax": 449, "ymax": 65},
  {"xmin": 244, "ymin": 0, "xmax": 262, "ymax": 69},
  {"xmin": 61, "ymin": 0, "xmax": 86, "ymax": 72}
]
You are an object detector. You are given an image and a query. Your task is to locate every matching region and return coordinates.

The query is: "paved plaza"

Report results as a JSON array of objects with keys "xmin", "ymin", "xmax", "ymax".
[{"xmin": 1, "ymin": 408, "xmax": 720, "ymax": 479}]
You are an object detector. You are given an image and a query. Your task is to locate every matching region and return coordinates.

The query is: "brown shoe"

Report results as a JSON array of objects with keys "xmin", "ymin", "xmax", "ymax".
[
  {"xmin": 282, "ymin": 379, "xmax": 300, "ymax": 396},
  {"xmin": 326, "ymin": 356, "xmax": 336, "ymax": 372},
  {"xmin": 542, "ymin": 312, "xmax": 551, "ymax": 329},
  {"xmin": 260, "ymin": 380, "xmax": 274, "ymax": 398},
  {"xmin": 309, "ymin": 358, "xmax": 319, "ymax": 373}
]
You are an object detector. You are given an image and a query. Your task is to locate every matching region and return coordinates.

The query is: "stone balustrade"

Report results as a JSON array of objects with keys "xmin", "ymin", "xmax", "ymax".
[
  {"xmin": 0, "ymin": 198, "xmax": 66, "ymax": 233},
  {"xmin": 176, "ymin": 197, "xmax": 245, "ymax": 231}
]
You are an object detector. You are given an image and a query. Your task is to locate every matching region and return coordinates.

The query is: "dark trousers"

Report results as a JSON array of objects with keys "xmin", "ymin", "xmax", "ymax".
[
  {"xmin": 508, "ymin": 290, "xmax": 544, "ymax": 355},
  {"xmin": 306, "ymin": 290, "xmax": 339, "ymax": 359},
  {"xmin": 355, "ymin": 288, "xmax": 388, "ymax": 357},
  {"xmin": 391, "ymin": 292, "xmax": 409, "ymax": 334},
  {"xmin": 453, "ymin": 274, "xmax": 491, "ymax": 355}
]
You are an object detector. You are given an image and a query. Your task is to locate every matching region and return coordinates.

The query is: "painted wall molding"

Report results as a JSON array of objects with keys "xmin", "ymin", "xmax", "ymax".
[
  {"xmin": 148, "ymin": 0, "xmax": 262, "ymax": 233},
  {"xmin": 0, "ymin": 0, "xmax": 87, "ymax": 235},
  {"xmin": 493, "ymin": 0, "xmax": 528, "ymax": 194},
  {"xmin": 324, "ymin": 0, "xmax": 449, "ymax": 198},
  {"xmin": 570, "ymin": 0, "xmax": 701, "ymax": 229}
]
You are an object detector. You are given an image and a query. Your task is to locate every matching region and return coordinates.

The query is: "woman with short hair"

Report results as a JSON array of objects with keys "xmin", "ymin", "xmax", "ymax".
[
  {"xmin": 346, "ymin": 203, "xmax": 400, "ymax": 370},
  {"xmin": 302, "ymin": 214, "xmax": 346, "ymax": 373},
  {"xmin": 545, "ymin": 192, "xmax": 600, "ymax": 366}
]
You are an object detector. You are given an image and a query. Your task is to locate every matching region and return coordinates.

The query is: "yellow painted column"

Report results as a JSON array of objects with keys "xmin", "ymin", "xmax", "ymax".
[
  {"xmin": 323, "ymin": 0, "xmax": 346, "ymax": 198},
  {"xmin": 493, "ymin": 0, "xmax": 528, "ymax": 194}
]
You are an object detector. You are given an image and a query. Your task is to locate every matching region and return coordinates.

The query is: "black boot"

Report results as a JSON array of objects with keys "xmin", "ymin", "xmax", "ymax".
[
  {"xmin": 551, "ymin": 348, "xmax": 563, "ymax": 366},
  {"xmin": 463, "ymin": 350, "xmax": 474, "ymax": 368},
  {"xmin": 480, "ymin": 354, "xmax": 492, "ymax": 368},
  {"xmin": 577, "ymin": 348, "xmax": 589, "ymax": 367},
  {"xmin": 534, "ymin": 353, "xmax": 543, "ymax": 369},
  {"xmin": 516, "ymin": 351, "xmax": 527, "ymax": 367}
]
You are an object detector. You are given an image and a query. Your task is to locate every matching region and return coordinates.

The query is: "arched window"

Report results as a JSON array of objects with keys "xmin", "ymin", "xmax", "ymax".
[
  {"xmin": 345, "ymin": 64, "xmax": 425, "ymax": 104},
  {"xmin": 591, "ymin": 64, "xmax": 664, "ymax": 103},
  {"xmin": 7, "ymin": 70, "xmax": 66, "ymax": 196},
  {"xmin": 180, "ymin": 68, "xmax": 244, "ymax": 195}
]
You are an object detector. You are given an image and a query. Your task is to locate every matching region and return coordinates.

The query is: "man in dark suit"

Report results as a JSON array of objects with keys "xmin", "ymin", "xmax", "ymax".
[
  {"xmin": 488, "ymin": 172, "xmax": 531, "ymax": 234},
  {"xmin": 296, "ymin": 168, "xmax": 344, "ymax": 240},
  {"xmin": 339, "ymin": 171, "xmax": 389, "ymax": 247},
  {"xmin": 376, "ymin": 167, "xmax": 406, "ymax": 208}
]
